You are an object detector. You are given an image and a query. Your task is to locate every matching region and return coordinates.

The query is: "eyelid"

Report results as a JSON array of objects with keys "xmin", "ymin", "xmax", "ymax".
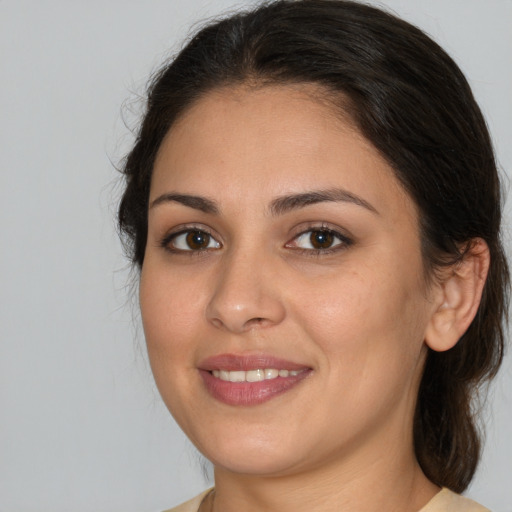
[
  {"xmin": 157, "ymin": 222, "xmax": 353, "ymax": 256},
  {"xmin": 159, "ymin": 224, "xmax": 222, "ymax": 253},
  {"xmin": 285, "ymin": 223, "xmax": 354, "ymax": 253}
]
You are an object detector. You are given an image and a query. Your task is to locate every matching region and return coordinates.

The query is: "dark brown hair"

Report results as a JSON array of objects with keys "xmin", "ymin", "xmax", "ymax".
[{"xmin": 118, "ymin": 0, "xmax": 509, "ymax": 492}]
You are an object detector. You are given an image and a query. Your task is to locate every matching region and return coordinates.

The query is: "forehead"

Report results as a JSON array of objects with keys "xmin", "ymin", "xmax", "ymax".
[{"xmin": 151, "ymin": 84, "xmax": 414, "ymax": 221}]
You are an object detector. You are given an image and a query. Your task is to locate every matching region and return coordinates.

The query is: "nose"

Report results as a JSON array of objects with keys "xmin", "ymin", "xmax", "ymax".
[{"xmin": 205, "ymin": 248, "xmax": 286, "ymax": 333}]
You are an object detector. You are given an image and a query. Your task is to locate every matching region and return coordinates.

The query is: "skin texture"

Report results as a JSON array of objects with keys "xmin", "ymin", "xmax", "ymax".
[{"xmin": 140, "ymin": 85, "xmax": 487, "ymax": 512}]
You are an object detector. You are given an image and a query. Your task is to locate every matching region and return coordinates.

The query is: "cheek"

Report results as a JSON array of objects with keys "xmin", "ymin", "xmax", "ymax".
[
  {"xmin": 139, "ymin": 263, "xmax": 205, "ymax": 363},
  {"xmin": 139, "ymin": 264, "xmax": 208, "ymax": 431},
  {"xmin": 301, "ymin": 269, "xmax": 429, "ymax": 423},
  {"xmin": 292, "ymin": 260, "xmax": 428, "ymax": 371}
]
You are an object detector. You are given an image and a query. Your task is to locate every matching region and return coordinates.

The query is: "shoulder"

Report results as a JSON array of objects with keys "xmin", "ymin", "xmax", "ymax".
[
  {"xmin": 419, "ymin": 488, "xmax": 490, "ymax": 512},
  {"xmin": 162, "ymin": 489, "xmax": 213, "ymax": 512}
]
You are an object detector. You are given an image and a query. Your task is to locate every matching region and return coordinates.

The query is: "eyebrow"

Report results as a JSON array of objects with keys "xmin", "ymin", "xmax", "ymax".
[
  {"xmin": 149, "ymin": 188, "xmax": 378, "ymax": 216},
  {"xmin": 269, "ymin": 188, "xmax": 378, "ymax": 216},
  {"xmin": 149, "ymin": 193, "xmax": 219, "ymax": 214}
]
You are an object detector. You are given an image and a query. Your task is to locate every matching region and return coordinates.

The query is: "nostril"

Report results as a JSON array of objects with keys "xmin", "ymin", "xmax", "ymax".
[
  {"xmin": 243, "ymin": 317, "xmax": 269, "ymax": 329},
  {"xmin": 208, "ymin": 315, "xmax": 270, "ymax": 332},
  {"xmin": 210, "ymin": 318, "xmax": 224, "ymax": 329}
]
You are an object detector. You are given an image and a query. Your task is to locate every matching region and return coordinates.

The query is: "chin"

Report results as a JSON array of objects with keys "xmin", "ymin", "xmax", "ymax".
[
  {"xmin": 211, "ymin": 452, "xmax": 305, "ymax": 477},
  {"xmin": 197, "ymin": 431, "xmax": 309, "ymax": 477}
]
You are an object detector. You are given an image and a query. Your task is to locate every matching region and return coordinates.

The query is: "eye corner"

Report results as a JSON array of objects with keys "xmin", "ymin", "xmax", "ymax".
[
  {"xmin": 159, "ymin": 226, "xmax": 222, "ymax": 254},
  {"xmin": 285, "ymin": 225, "xmax": 353, "ymax": 255}
]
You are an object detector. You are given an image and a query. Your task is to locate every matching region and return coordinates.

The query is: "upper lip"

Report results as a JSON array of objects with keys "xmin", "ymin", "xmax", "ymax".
[{"xmin": 198, "ymin": 353, "xmax": 310, "ymax": 372}]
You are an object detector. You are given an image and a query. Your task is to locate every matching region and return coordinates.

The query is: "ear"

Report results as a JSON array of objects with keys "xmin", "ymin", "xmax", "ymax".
[{"xmin": 424, "ymin": 238, "xmax": 490, "ymax": 352}]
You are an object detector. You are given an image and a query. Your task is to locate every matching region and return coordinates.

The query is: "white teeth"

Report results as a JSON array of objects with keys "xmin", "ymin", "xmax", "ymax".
[
  {"xmin": 264, "ymin": 368, "xmax": 279, "ymax": 379},
  {"xmin": 212, "ymin": 368, "xmax": 303, "ymax": 382},
  {"xmin": 229, "ymin": 371, "xmax": 246, "ymax": 383},
  {"xmin": 246, "ymin": 369, "xmax": 265, "ymax": 382}
]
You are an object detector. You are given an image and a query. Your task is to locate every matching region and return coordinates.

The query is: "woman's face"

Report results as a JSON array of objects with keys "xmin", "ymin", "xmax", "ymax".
[{"xmin": 140, "ymin": 85, "xmax": 438, "ymax": 477}]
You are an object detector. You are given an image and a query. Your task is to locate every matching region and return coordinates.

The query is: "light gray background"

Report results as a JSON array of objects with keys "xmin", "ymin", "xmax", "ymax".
[{"xmin": 1, "ymin": 1, "xmax": 510, "ymax": 511}]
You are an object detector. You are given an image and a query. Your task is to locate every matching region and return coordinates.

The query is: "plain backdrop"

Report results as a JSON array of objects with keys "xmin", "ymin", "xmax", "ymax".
[{"xmin": 1, "ymin": 1, "xmax": 511, "ymax": 511}]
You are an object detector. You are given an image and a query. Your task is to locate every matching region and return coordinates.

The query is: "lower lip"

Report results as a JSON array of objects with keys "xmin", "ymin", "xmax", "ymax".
[{"xmin": 199, "ymin": 369, "xmax": 311, "ymax": 406}]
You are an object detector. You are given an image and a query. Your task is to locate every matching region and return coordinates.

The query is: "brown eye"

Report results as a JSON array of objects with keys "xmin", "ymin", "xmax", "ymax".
[
  {"xmin": 167, "ymin": 229, "xmax": 221, "ymax": 251},
  {"xmin": 309, "ymin": 230, "xmax": 334, "ymax": 249},
  {"xmin": 287, "ymin": 228, "xmax": 351, "ymax": 253},
  {"xmin": 186, "ymin": 230, "xmax": 211, "ymax": 250}
]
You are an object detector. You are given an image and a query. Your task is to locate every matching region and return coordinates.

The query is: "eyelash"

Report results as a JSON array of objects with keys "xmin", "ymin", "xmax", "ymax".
[
  {"xmin": 159, "ymin": 225, "xmax": 353, "ymax": 256},
  {"xmin": 285, "ymin": 225, "xmax": 353, "ymax": 256},
  {"xmin": 160, "ymin": 226, "xmax": 220, "ymax": 255}
]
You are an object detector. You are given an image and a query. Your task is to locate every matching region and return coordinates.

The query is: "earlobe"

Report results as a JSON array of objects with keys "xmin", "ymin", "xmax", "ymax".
[{"xmin": 424, "ymin": 238, "xmax": 490, "ymax": 352}]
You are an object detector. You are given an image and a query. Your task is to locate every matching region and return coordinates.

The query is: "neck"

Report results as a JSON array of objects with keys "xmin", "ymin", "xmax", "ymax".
[{"xmin": 210, "ymin": 434, "xmax": 439, "ymax": 512}]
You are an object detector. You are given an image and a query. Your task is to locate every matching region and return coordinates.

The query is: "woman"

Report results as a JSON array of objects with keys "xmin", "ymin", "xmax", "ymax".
[{"xmin": 118, "ymin": 1, "xmax": 509, "ymax": 511}]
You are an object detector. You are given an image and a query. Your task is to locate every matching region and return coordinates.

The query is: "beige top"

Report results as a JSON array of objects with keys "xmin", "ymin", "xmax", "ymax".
[{"xmin": 163, "ymin": 487, "xmax": 490, "ymax": 512}]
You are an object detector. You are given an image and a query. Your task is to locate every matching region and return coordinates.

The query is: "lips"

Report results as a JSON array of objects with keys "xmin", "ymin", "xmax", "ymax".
[{"xmin": 199, "ymin": 354, "xmax": 312, "ymax": 406}]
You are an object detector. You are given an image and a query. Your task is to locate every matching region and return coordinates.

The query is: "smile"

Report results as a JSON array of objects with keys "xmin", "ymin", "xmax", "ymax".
[
  {"xmin": 199, "ymin": 354, "xmax": 312, "ymax": 406},
  {"xmin": 211, "ymin": 369, "xmax": 304, "ymax": 382}
]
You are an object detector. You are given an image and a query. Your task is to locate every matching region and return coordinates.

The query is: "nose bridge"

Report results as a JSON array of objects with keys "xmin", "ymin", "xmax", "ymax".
[{"xmin": 206, "ymin": 241, "xmax": 286, "ymax": 332}]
